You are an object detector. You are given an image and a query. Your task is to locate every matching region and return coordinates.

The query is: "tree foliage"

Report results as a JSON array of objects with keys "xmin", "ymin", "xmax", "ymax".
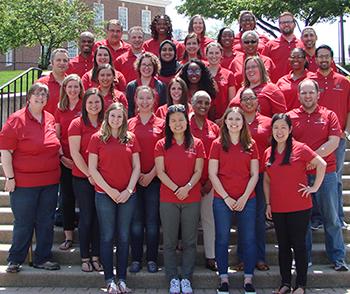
[
  {"xmin": 177, "ymin": 0, "xmax": 350, "ymax": 36},
  {"xmin": 0, "ymin": 0, "xmax": 96, "ymax": 69}
]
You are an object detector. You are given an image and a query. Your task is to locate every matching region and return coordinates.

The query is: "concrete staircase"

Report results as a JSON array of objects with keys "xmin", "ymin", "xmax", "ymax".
[{"xmin": 1, "ymin": 153, "xmax": 350, "ymax": 290}]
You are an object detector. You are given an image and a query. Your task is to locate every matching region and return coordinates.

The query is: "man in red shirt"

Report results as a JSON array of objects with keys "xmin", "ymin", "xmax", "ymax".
[
  {"xmin": 301, "ymin": 27, "xmax": 337, "ymax": 73},
  {"xmin": 66, "ymin": 32, "xmax": 94, "ymax": 77},
  {"xmin": 308, "ymin": 45, "xmax": 350, "ymax": 229},
  {"xmin": 288, "ymin": 79, "xmax": 348, "ymax": 271},
  {"xmin": 94, "ymin": 19, "xmax": 131, "ymax": 63},
  {"xmin": 262, "ymin": 12, "xmax": 303, "ymax": 81},
  {"xmin": 115, "ymin": 27, "xmax": 145, "ymax": 84},
  {"xmin": 36, "ymin": 48, "xmax": 69, "ymax": 115}
]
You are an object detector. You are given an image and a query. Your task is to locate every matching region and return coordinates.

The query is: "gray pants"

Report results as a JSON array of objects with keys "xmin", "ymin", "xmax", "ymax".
[{"xmin": 160, "ymin": 201, "xmax": 200, "ymax": 281}]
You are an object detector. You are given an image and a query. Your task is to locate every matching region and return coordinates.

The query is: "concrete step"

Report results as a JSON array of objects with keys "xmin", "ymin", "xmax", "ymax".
[
  {"xmin": 0, "ymin": 243, "xmax": 349, "ymax": 267},
  {"xmin": 0, "ymin": 191, "xmax": 9, "ymax": 207},
  {"xmin": 0, "ymin": 264, "xmax": 350, "ymax": 288}
]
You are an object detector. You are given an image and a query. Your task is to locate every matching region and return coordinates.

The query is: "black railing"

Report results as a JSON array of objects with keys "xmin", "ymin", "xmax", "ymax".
[
  {"xmin": 0, "ymin": 67, "xmax": 42, "ymax": 128},
  {"xmin": 336, "ymin": 64, "xmax": 350, "ymax": 77}
]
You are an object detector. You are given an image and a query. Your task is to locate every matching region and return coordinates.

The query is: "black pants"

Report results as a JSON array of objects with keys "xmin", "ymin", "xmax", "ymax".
[
  {"xmin": 272, "ymin": 208, "xmax": 311, "ymax": 288},
  {"xmin": 60, "ymin": 164, "xmax": 76, "ymax": 231}
]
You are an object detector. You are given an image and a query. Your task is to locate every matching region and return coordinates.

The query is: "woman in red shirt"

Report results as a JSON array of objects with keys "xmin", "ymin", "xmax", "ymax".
[
  {"xmin": 263, "ymin": 113, "xmax": 326, "ymax": 294},
  {"xmin": 188, "ymin": 15, "xmax": 214, "ymax": 58},
  {"xmin": 181, "ymin": 33, "xmax": 203, "ymax": 64},
  {"xmin": 97, "ymin": 64, "xmax": 128, "ymax": 111},
  {"xmin": 1, "ymin": 83, "xmax": 61, "ymax": 273},
  {"xmin": 158, "ymin": 40, "xmax": 182, "ymax": 87},
  {"xmin": 55, "ymin": 74, "xmax": 83, "ymax": 251},
  {"xmin": 88, "ymin": 102, "xmax": 140, "ymax": 293},
  {"xmin": 128, "ymin": 86, "xmax": 165, "ymax": 274},
  {"xmin": 209, "ymin": 107, "xmax": 259, "ymax": 294},
  {"xmin": 68, "ymin": 88, "xmax": 104, "ymax": 272},
  {"xmin": 155, "ymin": 104, "xmax": 205, "ymax": 294},
  {"xmin": 156, "ymin": 77, "xmax": 191, "ymax": 119},
  {"xmin": 217, "ymin": 27, "xmax": 239, "ymax": 69}
]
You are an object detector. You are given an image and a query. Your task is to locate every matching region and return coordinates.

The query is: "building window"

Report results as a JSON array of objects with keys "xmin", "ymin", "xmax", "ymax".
[
  {"xmin": 118, "ymin": 7, "xmax": 128, "ymax": 31},
  {"xmin": 67, "ymin": 41, "xmax": 78, "ymax": 58},
  {"xmin": 141, "ymin": 10, "xmax": 151, "ymax": 34},
  {"xmin": 5, "ymin": 50, "xmax": 13, "ymax": 67},
  {"xmin": 93, "ymin": 3, "xmax": 104, "ymax": 28}
]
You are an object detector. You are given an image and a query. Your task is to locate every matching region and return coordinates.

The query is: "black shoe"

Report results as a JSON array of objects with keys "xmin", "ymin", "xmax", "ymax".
[
  {"xmin": 33, "ymin": 261, "xmax": 60, "ymax": 270},
  {"xmin": 244, "ymin": 283, "xmax": 256, "ymax": 294},
  {"xmin": 147, "ymin": 261, "xmax": 158, "ymax": 273},
  {"xmin": 206, "ymin": 258, "xmax": 218, "ymax": 271},
  {"xmin": 128, "ymin": 261, "xmax": 142, "ymax": 273},
  {"xmin": 334, "ymin": 263, "xmax": 349, "ymax": 271},
  {"xmin": 217, "ymin": 282, "xmax": 229, "ymax": 294},
  {"xmin": 6, "ymin": 262, "xmax": 21, "ymax": 273}
]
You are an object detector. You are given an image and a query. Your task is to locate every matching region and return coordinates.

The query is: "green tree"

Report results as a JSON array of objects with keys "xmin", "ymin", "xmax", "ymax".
[
  {"xmin": 0, "ymin": 0, "xmax": 96, "ymax": 69},
  {"xmin": 177, "ymin": 0, "xmax": 350, "ymax": 37}
]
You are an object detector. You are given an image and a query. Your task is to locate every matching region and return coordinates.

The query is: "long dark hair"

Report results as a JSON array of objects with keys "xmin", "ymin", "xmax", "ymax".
[
  {"xmin": 220, "ymin": 107, "xmax": 253, "ymax": 152},
  {"xmin": 164, "ymin": 104, "xmax": 194, "ymax": 150},
  {"xmin": 268, "ymin": 113, "xmax": 293, "ymax": 166},
  {"xmin": 91, "ymin": 45, "xmax": 115, "ymax": 83},
  {"xmin": 179, "ymin": 59, "xmax": 216, "ymax": 98},
  {"xmin": 167, "ymin": 77, "xmax": 189, "ymax": 108},
  {"xmin": 188, "ymin": 15, "xmax": 206, "ymax": 37},
  {"xmin": 81, "ymin": 88, "xmax": 105, "ymax": 126}
]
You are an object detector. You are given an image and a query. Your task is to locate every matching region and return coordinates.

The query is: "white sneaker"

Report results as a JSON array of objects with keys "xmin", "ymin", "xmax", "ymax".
[
  {"xmin": 169, "ymin": 278, "xmax": 181, "ymax": 294},
  {"xmin": 181, "ymin": 278, "xmax": 193, "ymax": 294}
]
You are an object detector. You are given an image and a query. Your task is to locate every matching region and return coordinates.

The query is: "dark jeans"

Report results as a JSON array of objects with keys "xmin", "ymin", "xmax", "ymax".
[
  {"xmin": 60, "ymin": 164, "xmax": 76, "ymax": 231},
  {"xmin": 130, "ymin": 180, "xmax": 160, "ymax": 263},
  {"xmin": 73, "ymin": 176, "xmax": 100, "ymax": 259},
  {"xmin": 95, "ymin": 192, "xmax": 136, "ymax": 282},
  {"xmin": 8, "ymin": 184, "xmax": 58, "ymax": 265},
  {"xmin": 272, "ymin": 209, "xmax": 311, "ymax": 288}
]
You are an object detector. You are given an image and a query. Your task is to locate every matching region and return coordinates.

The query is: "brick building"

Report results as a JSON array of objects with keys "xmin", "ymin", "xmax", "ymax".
[{"xmin": 0, "ymin": 0, "xmax": 169, "ymax": 71}]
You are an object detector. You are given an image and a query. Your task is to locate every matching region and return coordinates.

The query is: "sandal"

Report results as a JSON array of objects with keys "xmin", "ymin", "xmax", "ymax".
[
  {"xmin": 273, "ymin": 285, "xmax": 292, "ymax": 294},
  {"xmin": 117, "ymin": 280, "xmax": 132, "ymax": 293},
  {"xmin": 91, "ymin": 257, "xmax": 103, "ymax": 272},
  {"xmin": 293, "ymin": 287, "xmax": 305, "ymax": 294},
  {"xmin": 232, "ymin": 261, "xmax": 244, "ymax": 271},
  {"xmin": 256, "ymin": 261, "xmax": 270, "ymax": 271},
  {"xmin": 6, "ymin": 262, "xmax": 21, "ymax": 273},
  {"xmin": 81, "ymin": 259, "xmax": 93, "ymax": 272},
  {"xmin": 59, "ymin": 239, "xmax": 73, "ymax": 250}
]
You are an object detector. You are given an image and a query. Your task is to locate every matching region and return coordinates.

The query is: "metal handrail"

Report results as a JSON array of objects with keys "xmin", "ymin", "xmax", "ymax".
[
  {"xmin": 0, "ymin": 67, "xmax": 42, "ymax": 128},
  {"xmin": 336, "ymin": 64, "xmax": 350, "ymax": 77}
]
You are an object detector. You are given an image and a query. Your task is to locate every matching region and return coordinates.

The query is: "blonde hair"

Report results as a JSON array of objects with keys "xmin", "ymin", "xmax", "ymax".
[
  {"xmin": 99, "ymin": 102, "xmax": 131, "ymax": 144},
  {"xmin": 58, "ymin": 74, "xmax": 84, "ymax": 111}
]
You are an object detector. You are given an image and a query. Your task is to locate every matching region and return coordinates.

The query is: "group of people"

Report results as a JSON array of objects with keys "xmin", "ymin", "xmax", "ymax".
[{"xmin": 0, "ymin": 10, "xmax": 349, "ymax": 294}]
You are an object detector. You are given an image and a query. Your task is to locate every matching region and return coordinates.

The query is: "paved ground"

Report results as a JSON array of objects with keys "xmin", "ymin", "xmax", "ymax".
[{"xmin": 1, "ymin": 288, "xmax": 350, "ymax": 293}]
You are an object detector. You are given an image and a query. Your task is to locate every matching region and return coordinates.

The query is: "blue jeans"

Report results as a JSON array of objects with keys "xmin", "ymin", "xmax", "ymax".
[
  {"xmin": 130, "ymin": 180, "xmax": 160, "ymax": 263},
  {"xmin": 237, "ymin": 174, "xmax": 266, "ymax": 263},
  {"xmin": 214, "ymin": 197, "xmax": 256, "ymax": 278},
  {"xmin": 8, "ymin": 184, "xmax": 58, "ymax": 265},
  {"xmin": 336, "ymin": 138, "xmax": 346, "ymax": 225},
  {"xmin": 306, "ymin": 173, "xmax": 346, "ymax": 265},
  {"xmin": 73, "ymin": 176, "xmax": 100, "ymax": 259},
  {"xmin": 95, "ymin": 192, "xmax": 136, "ymax": 282}
]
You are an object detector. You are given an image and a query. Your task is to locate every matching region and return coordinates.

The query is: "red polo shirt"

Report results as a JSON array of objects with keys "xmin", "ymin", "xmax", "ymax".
[
  {"xmin": 154, "ymin": 137, "xmax": 205, "ymax": 203},
  {"xmin": 307, "ymin": 69, "xmax": 350, "ymax": 130},
  {"xmin": 66, "ymin": 53, "xmax": 94, "ymax": 78},
  {"xmin": 115, "ymin": 49, "xmax": 143, "ymax": 84},
  {"xmin": 0, "ymin": 107, "xmax": 60, "ymax": 187},
  {"xmin": 220, "ymin": 51, "xmax": 242, "ymax": 70},
  {"xmin": 100, "ymin": 88, "xmax": 128, "ymax": 111},
  {"xmin": 287, "ymin": 106, "xmax": 341, "ymax": 173},
  {"xmin": 229, "ymin": 53, "xmax": 276, "ymax": 87},
  {"xmin": 232, "ymin": 31, "xmax": 269, "ymax": 54},
  {"xmin": 212, "ymin": 66, "xmax": 236, "ymax": 120},
  {"xmin": 276, "ymin": 70, "xmax": 309, "ymax": 111},
  {"xmin": 230, "ymin": 83, "xmax": 287, "ymax": 117},
  {"xmin": 128, "ymin": 114, "xmax": 164, "ymax": 173},
  {"xmin": 248, "ymin": 113, "xmax": 271, "ymax": 173},
  {"xmin": 36, "ymin": 73, "xmax": 63, "ymax": 115},
  {"xmin": 263, "ymin": 140, "xmax": 316, "ymax": 213},
  {"xmin": 54, "ymin": 100, "xmax": 82, "ymax": 158},
  {"xmin": 81, "ymin": 69, "xmax": 127, "ymax": 92},
  {"xmin": 143, "ymin": 38, "xmax": 183, "ymax": 59},
  {"xmin": 262, "ymin": 36, "xmax": 303, "ymax": 82},
  {"xmin": 93, "ymin": 39, "xmax": 131, "ymax": 65},
  {"xmin": 304, "ymin": 52, "xmax": 337, "ymax": 73},
  {"xmin": 209, "ymin": 138, "xmax": 259, "ymax": 200},
  {"xmin": 88, "ymin": 132, "xmax": 140, "ymax": 193},
  {"xmin": 190, "ymin": 116, "xmax": 220, "ymax": 183},
  {"xmin": 68, "ymin": 117, "xmax": 101, "ymax": 178}
]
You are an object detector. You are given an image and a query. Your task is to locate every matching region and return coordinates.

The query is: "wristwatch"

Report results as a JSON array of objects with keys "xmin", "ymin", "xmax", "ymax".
[{"xmin": 127, "ymin": 188, "xmax": 133, "ymax": 195}]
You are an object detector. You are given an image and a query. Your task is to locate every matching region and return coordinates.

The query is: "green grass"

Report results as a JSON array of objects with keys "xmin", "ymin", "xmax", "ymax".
[{"xmin": 0, "ymin": 70, "xmax": 41, "ymax": 93}]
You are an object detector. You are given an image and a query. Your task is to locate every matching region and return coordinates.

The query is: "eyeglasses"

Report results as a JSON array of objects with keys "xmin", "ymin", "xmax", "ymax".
[
  {"xmin": 241, "ymin": 96, "xmax": 257, "ymax": 102},
  {"xmin": 187, "ymin": 68, "xmax": 201, "ymax": 75},
  {"xmin": 241, "ymin": 17, "xmax": 254, "ymax": 22},
  {"xmin": 316, "ymin": 54, "xmax": 331, "ymax": 60},
  {"xmin": 290, "ymin": 55, "xmax": 305, "ymax": 59},
  {"xmin": 279, "ymin": 20, "xmax": 294, "ymax": 25},
  {"xmin": 243, "ymin": 40, "xmax": 258, "ymax": 45},
  {"xmin": 168, "ymin": 104, "xmax": 186, "ymax": 113},
  {"xmin": 32, "ymin": 92, "xmax": 48, "ymax": 98}
]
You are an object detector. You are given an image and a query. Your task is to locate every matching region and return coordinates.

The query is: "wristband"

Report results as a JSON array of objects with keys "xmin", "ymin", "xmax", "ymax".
[
  {"xmin": 174, "ymin": 186, "xmax": 179, "ymax": 193},
  {"xmin": 223, "ymin": 195, "xmax": 229, "ymax": 200},
  {"xmin": 7, "ymin": 176, "xmax": 15, "ymax": 180}
]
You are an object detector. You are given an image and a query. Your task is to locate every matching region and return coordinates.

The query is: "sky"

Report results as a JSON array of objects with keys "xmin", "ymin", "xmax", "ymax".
[{"xmin": 165, "ymin": 1, "xmax": 350, "ymax": 64}]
